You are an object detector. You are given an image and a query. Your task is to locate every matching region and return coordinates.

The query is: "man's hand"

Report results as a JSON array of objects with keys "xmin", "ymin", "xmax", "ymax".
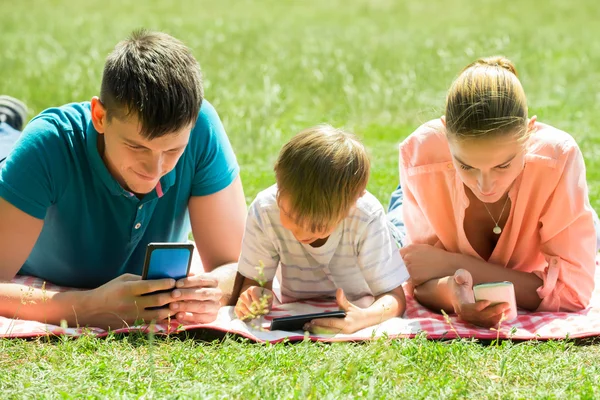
[
  {"xmin": 400, "ymin": 244, "xmax": 455, "ymax": 286},
  {"xmin": 167, "ymin": 271, "xmax": 223, "ymax": 324},
  {"xmin": 234, "ymin": 286, "xmax": 273, "ymax": 320},
  {"xmin": 86, "ymin": 274, "xmax": 178, "ymax": 328},
  {"xmin": 449, "ymin": 269, "xmax": 510, "ymax": 328}
]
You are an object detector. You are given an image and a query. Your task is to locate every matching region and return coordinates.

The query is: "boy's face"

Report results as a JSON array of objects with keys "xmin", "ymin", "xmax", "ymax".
[
  {"xmin": 278, "ymin": 195, "xmax": 337, "ymax": 244},
  {"xmin": 91, "ymin": 97, "xmax": 191, "ymax": 195}
]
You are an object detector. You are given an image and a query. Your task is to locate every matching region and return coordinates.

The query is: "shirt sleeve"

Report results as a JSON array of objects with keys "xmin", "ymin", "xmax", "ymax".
[
  {"xmin": 535, "ymin": 143, "xmax": 597, "ymax": 312},
  {"xmin": 237, "ymin": 199, "xmax": 280, "ymax": 283},
  {"xmin": 399, "ymin": 141, "xmax": 442, "ymax": 247},
  {"xmin": 357, "ymin": 209, "xmax": 410, "ymax": 296},
  {"xmin": 190, "ymin": 100, "xmax": 240, "ymax": 196},
  {"xmin": 0, "ymin": 117, "xmax": 69, "ymax": 219}
]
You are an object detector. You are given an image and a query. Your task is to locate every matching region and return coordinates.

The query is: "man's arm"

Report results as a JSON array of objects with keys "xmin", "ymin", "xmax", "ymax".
[
  {"xmin": 188, "ymin": 175, "xmax": 247, "ymax": 305},
  {"xmin": 0, "ymin": 198, "xmax": 90, "ymax": 325},
  {"xmin": 0, "ymin": 198, "xmax": 183, "ymax": 327}
]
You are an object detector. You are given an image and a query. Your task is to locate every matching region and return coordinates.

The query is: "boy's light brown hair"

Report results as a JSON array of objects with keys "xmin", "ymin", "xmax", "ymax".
[{"xmin": 274, "ymin": 125, "xmax": 370, "ymax": 232}]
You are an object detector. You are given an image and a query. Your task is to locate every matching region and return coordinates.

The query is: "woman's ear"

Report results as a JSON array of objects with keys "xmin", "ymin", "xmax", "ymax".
[
  {"xmin": 527, "ymin": 115, "xmax": 537, "ymax": 131},
  {"xmin": 440, "ymin": 115, "xmax": 446, "ymax": 127}
]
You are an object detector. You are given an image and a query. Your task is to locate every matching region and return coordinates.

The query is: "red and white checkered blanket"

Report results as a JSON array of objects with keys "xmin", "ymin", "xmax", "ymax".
[{"xmin": 2, "ymin": 259, "xmax": 600, "ymax": 342}]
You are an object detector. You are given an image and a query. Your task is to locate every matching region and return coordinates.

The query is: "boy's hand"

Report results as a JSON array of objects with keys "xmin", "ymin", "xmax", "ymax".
[
  {"xmin": 303, "ymin": 288, "xmax": 367, "ymax": 334},
  {"xmin": 234, "ymin": 286, "xmax": 273, "ymax": 320}
]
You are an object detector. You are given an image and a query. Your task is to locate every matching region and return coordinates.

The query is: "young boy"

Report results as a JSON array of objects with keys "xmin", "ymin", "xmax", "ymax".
[{"xmin": 234, "ymin": 125, "xmax": 409, "ymax": 334}]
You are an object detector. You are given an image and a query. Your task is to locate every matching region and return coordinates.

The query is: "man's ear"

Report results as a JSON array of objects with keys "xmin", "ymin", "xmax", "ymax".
[{"xmin": 90, "ymin": 96, "xmax": 107, "ymax": 134}]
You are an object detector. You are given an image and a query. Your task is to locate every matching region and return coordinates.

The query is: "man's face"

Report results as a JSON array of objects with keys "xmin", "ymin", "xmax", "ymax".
[{"xmin": 91, "ymin": 97, "xmax": 191, "ymax": 195}]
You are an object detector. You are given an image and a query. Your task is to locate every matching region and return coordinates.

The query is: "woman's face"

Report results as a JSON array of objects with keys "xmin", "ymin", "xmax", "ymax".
[{"xmin": 448, "ymin": 134, "xmax": 527, "ymax": 204}]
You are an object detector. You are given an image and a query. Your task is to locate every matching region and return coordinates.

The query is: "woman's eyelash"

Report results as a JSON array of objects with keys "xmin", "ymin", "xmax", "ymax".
[{"xmin": 459, "ymin": 164, "xmax": 510, "ymax": 170}]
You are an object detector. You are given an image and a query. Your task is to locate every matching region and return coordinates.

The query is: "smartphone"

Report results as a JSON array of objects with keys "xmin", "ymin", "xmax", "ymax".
[
  {"xmin": 473, "ymin": 281, "xmax": 517, "ymax": 321},
  {"xmin": 141, "ymin": 242, "xmax": 194, "ymax": 307},
  {"xmin": 270, "ymin": 310, "xmax": 347, "ymax": 332}
]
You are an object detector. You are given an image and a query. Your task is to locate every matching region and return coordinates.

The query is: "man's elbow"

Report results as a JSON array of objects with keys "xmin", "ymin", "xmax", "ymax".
[{"xmin": 0, "ymin": 269, "xmax": 17, "ymax": 283}]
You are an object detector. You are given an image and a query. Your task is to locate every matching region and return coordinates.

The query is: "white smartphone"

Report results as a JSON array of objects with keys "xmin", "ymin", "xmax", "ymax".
[{"xmin": 472, "ymin": 281, "xmax": 517, "ymax": 321}]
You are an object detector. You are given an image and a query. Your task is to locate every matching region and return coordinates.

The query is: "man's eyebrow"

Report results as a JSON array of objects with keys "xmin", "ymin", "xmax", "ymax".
[
  {"xmin": 123, "ymin": 137, "xmax": 188, "ymax": 151},
  {"xmin": 123, "ymin": 138, "xmax": 146, "ymax": 148}
]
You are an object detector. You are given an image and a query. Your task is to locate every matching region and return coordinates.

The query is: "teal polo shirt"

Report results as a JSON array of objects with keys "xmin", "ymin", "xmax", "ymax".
[{"xmin": 0, "ymin": 100, "xmax": 239, "ymax": 288}]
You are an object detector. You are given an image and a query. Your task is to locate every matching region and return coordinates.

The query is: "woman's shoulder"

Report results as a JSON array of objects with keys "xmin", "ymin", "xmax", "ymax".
[
  {"xmin": 399, "ymin": 118, "xmax": 451, "ymax": 168},
  {"xmin": 526, "ymin": 122, "xmax": 582, "ymax": 165}
]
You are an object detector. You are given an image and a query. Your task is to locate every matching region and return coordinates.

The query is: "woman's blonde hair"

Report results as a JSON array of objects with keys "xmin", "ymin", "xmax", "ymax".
[
  {"xmin": 445, "ymin": 56, "xmax": 529, "ymax": 141},
  {"xmin": 274, "ymin": 125, "xmax": 370, "ymax": 232}
]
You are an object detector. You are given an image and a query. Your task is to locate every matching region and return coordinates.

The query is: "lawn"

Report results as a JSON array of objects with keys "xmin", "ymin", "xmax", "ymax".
[{"xmin": 2, "ymin": 0, "xmax": 600, "ymax": 398}]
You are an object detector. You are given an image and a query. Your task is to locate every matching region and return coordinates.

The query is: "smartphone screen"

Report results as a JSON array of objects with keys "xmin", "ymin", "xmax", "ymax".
[
  {"xmin": 270, "ymin": 310, "xmax": 346, "ymax": 331},
  {"xmin": 142, "ymin": 242, "xmax": 194, "ymax": 281},
  {"xmin": 473, "ymin": 281, "xmax": 518, "ymax": 320}
]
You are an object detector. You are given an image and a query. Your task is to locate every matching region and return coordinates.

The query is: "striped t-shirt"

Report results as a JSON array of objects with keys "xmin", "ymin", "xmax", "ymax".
[{"xmin": 238, "ymin": 185, "xmax": 409, "ymax": 301}]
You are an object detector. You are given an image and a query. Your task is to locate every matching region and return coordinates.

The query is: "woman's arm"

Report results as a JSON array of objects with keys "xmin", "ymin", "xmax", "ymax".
[{"xmin": 402, "ymin": 244, "xmax": 543, "ymax": 310}]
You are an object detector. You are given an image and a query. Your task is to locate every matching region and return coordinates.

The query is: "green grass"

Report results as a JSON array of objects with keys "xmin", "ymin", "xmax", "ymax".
[
  {"xmin": 2, "ymin": 0, "xmax": 600, "ymax": 398},
  {"xmin": 1, "ymin": 334, "xmax": 600, "ymax": 399}
]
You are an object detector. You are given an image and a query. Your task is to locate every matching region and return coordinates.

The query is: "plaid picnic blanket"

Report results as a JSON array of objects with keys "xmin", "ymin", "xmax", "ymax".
[{"xmin": 2, "ymin": 257, "xmax": 600, "ymax": 341}]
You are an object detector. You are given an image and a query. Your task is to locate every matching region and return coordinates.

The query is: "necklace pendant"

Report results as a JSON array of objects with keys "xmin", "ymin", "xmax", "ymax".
[{"xmin": 493, "ymin": 226, "xmax": 502, "ymax": 235}]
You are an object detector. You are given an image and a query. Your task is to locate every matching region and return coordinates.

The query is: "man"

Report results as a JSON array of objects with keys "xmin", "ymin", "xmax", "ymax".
[{"xmin": 0, "ymin": 30, "xmax": 247, "ymax": 329}]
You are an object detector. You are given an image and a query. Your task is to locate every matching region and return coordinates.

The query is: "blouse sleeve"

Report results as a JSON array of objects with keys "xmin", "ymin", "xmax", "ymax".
[{"xmin": 536, "ymin": 143, "xmax": 597, "ymax": 312}]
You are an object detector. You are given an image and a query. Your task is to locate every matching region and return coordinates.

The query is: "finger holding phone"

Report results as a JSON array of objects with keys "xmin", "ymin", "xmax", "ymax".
[
  {"xmin": 303, "ymin": 286, "xmax": 406, "ymax": 334},
  {"xmin": 450, "ymin": 269, "xmax": 516, "ymax": 328},
  {"xmin": 141, "ymin": 242, "xmax": 223, "ymax": 325},
  {"xmin": 168, "ymin": 271, "xmax": 222, "ymax": 324},
  {"xmin": 87, "ymin": 273, "xmax": 177, "ymax": 329}
]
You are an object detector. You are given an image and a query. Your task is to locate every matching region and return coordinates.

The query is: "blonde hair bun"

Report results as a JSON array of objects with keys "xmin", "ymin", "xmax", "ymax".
[
  {"xmin": 471, "ymin": 56, "xmax": 518, "ymax": 76},
  {"xmin": 445, "ymin": 56, "xmax": 528, "ymax": 139}
]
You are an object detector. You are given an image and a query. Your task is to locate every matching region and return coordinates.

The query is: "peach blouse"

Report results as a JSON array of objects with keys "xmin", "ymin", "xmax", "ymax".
[{"xmin": 399, "ymin": 120, "xmax": 597, "ymax": 311}]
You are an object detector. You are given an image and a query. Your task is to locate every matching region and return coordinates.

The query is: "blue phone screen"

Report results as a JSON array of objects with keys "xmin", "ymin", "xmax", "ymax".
[{"xmin": 146, "ymin": 248, "xmax": 191, "ymax": 280}]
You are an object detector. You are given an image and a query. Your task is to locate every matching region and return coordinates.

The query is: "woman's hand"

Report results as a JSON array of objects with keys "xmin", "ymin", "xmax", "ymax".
[
  {"xmin": 449, "ymin": 269, "xmax": 510, "ymax": 328},
  {"xmin": 400, "ymin": 244, "xmax": 455, "ymax": 286}
]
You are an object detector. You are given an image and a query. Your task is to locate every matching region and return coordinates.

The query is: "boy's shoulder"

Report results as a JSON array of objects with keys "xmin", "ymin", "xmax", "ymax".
[
  {"xmin": 347, "ymin": 190, "xmax": 385, "ymax": 222},
  {"xmin": 250, "ymin": 184, "xmax": 279, "ymax": 214}
]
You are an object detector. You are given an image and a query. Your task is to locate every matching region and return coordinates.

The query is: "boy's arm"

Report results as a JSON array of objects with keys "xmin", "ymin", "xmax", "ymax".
[
  {"xmin": 230, "ymin": 194, "xmax": 280, "ymax": 307},
  {"xmin": 305, "ymin": 285, "xmax": 406, "ymax": 334},
  {"xmin": 239, "ymin": 276, "xmax": 273, "ymax": 293},
  {"xmin": 356, "ymin": 285, "xmax": 406, "ymax": 326}
]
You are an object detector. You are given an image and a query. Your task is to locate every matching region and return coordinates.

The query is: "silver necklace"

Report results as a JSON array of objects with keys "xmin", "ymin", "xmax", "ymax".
[{"xmin": 482, "ymin": 195, "xmax": 510, "ymax": 235}]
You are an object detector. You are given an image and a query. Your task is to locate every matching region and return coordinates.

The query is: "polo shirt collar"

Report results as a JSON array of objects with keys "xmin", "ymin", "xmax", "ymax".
[{"xmin": 85, "ymin": 121, "xmax": 177, "ymax": 200}]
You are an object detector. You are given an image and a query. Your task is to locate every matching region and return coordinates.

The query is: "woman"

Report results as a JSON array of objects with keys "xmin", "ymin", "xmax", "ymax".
[{"xmin": 388, "ymin": 56, "xmax": 600, "ymax": 327}]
